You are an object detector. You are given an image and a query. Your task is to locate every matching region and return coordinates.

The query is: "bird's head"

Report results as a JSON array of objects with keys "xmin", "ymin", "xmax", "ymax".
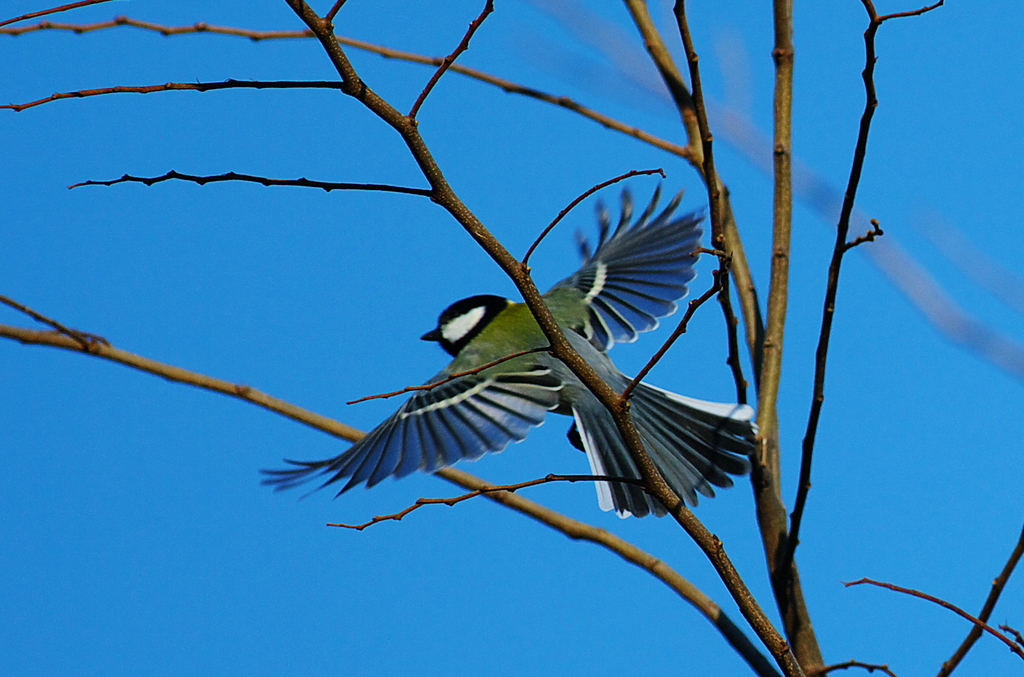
[{"xmin": 421, "ymin": 294, "xmax": 512, "ymax": 357}]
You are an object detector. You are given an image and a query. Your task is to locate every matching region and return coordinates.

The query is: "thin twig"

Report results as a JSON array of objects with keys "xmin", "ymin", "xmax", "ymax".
[
  {"xmin": 813, "ymin": 660, "xmax": 898, "ymax": 677},
  {"xmin": 324, "ymin": 0, "xmax": 348, "ymax": 23},
  {"xmin": 784, "ymin": 0, "xmax": 944, "ymax": 579},
  {"xmin": 345, "ymin": 347, "xmax": 551, "ymax": 404},
  {"xmin": 2, "ymin": 80, "xmax": 345, "ymax": 112},
  {"xmin": 0, "ymin": 321, "xmax": 779, "ymax": 677},
  {"xmin": 521, "ymin": 168, "xmax": 664, "ymax": 266},
  {"xmin": 843, "ymin": 219, "xmax": 884, "ymax": 252},
  {"xmin": 0, "ymin": 17, "xmax": 695, "ymax": 161},
  {"xmin": 938, "ymin": 522, "xmax": 1024, "ymax": 676},
  {"xmin": 845, "ymin": 578, "xmax": 1024, "ymax": 661},
  {"xmin": 1002, "ymin": 625, "xmax": 1024, "ymax": 648},
  {"xmin": 0, "ymin": 0, "xmax": 111, "ymax": 29},
  {"xmin": 0, "ymin": 295, "xmax": 107, "ymax": 350},
  {"xmin": 621, "ymin": 259, "xmax": 728, "ymax": 401},
  {"xmin": 68, "ymin": 170, "xmax": 432, "ymax": 195},
  {"xmin": 329, "ymin": 474, "xmax": 647, "ymax": 529},
  {"xmin": 408, "ymin": 0, "xmax": 493, "ymax": 119}
]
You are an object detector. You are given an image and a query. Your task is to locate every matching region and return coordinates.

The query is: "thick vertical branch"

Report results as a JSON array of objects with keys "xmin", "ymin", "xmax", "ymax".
[{"xmin": 728, "ymin": 0, "xmax": 825, "ymax": 670}]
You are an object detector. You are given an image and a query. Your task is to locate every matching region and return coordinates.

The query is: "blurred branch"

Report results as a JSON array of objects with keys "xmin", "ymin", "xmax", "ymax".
[
  {"xmin": 2, "ymin": 80, "xmax": 345, "ymax": 112},
  {"xmin": 937, "ymin": 522, "xmax": 1024, "ymax": 676},
  {"xmin": 328, "ymin": 473, "xmax": 646, "ymax": 529},
  {"xmin": 845, "ymin": 577, "xmax": 1024, "ymax": 661},
  {"xmin": 0, "ymin": 0, "xmax": 111, "ymax": 29},
  {"xmin": 283, "ymin": 2, "xmax": 800, "ymax": 673},
  {"xmin": 407, "ymin": 0, "xmax": 493, "ymax": 119},
  {"xmin": 785, "ymin": 0, "xmax": 944, "ymax": 581},
  {"xmin": 68, "ymin": 170, "xmax": 432, "ymax": 196},
  {"xmin": 522, "ymin": 168, "xmax": 665, "ymax": 266},
  {"xmin": 0, "ymin": 320, "xmax": 779, "ymax": 677}
]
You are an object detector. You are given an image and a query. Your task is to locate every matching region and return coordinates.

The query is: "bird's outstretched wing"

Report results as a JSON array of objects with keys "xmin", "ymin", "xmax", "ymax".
[
  {"xmin": 550, "ymin": 186, "xmax": 703, "ymax": 351},
  {"xmin": 262, "ymin": 365, "xmax": 563, "ymax": 495}
]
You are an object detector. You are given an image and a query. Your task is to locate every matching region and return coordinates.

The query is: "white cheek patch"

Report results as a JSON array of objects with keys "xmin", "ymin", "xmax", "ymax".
[{"xmin": 442, "ymin": 306, "xmax": 487, "ymax": 343}]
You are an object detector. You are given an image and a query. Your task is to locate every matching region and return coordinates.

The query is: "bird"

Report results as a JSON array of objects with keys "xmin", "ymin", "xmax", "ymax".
[{"xmin": 263, "ymin": 186, "xmax": 756, "ymax": 517}]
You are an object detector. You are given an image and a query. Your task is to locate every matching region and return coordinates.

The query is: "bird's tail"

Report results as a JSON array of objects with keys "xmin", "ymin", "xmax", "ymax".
[{"xmin": 572, "ymin": 382, "xmax": 755, "ymax": 517}]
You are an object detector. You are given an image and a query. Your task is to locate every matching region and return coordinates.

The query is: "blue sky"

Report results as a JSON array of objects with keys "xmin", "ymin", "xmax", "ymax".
[{"xmin": 3, "ymin": 0, "xmax": 1023, "ymax": 675}]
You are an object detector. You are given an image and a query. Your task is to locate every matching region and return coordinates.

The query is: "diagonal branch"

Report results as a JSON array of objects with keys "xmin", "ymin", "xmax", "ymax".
[
  {"xmin": 345, "ymin": 347, "xmax": 552, "ymax": 405},
  {"xmin": 937, "ymin": 522, "xmax": 1024, "ymax": 676},
  {"xmin": 785, "ymin": 0, "xmax": 944, "ymax": 578},
  {"xmin": 329, "ymin": 474, "xmax": 647, "ymax": 529},
  {"xmin": 521, "ymin": 168, "xmax": 664, "ymax": 266},
  {"xmin": 846, "ymin": 578, "xmax": 1024, "ymax": 661},
  {"xmin": 407, "ymin": 0, "xmax": 493, "ymax": 119},
  {"xmin": 0, "ymin": 295, "xmax": 107, "ymax": 350},
  {"xmin": 0, "ymin": 320, "xmax": 778, "ymax": 677},
  {"xmin": 622, "ymin": 257, "xmax": 727, "ymax": 400},
  {"xmin": 0, "ymin": 0, "xmax": 111, "ymax": 29}
]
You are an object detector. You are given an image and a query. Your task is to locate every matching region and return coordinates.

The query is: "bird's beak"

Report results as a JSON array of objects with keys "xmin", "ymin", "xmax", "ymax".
[{"xmin": 420, "ymin": 328, "xmax": 442, "ymax": 342}]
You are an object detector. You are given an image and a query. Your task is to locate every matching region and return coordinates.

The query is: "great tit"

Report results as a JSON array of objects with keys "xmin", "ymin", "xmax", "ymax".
[{"xmin": 264, "ymin": 187, "xmax": 756, "ymax": 517}]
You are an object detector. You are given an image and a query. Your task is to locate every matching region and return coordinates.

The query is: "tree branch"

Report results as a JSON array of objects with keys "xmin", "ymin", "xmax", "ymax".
[
  {"xmin": 937, "ymin": 522, "xmax": 1024, "ymax": 676},
  {"xmin": 328, "ymin": 474, "xmax": 646, "ymax": 529},
  {"xmin": 521, "ymin": 168, "xmax": 664, "ymax": 267},
  {"xmin": 0, "ymin": 320, "xmax": 779, "ymax": 677},
  {"xmin": 0, "ymin": 0, "xmax": 111, "ymax": 29},
  {"xmin": 785, "ymin": 0, "xmax": 944, "ymax": 579},
  {"xmin": 2, "ymin": 79, "xmax": 345, "ymax": 112},
  {"xmin": 407, "ymin": 0, "xmax": 493, "ymax": 119},
  {"xmin": 68, "ymin": 170, "xmax": 432, "ymax": 195},
  {"xmin": 846, "ymin": 578, "xmax": 1024, "ymax": 661}
]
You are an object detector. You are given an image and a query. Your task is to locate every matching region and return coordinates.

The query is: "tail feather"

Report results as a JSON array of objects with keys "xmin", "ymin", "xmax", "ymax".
[{"xmin": 571, "ymin": 380, "xmax": 755, "ymax": 517}]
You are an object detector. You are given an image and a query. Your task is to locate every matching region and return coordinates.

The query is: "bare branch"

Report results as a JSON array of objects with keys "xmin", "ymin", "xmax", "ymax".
[
  {"xmin": 521, "ymin": 168, "xmax": 665, "ymax": 266},
  {"xmin": 345, "ymin": 347, "xmax": 552, "ymax": 405},
  {"xmin": 813, "ymin": 660, "xmax": 899, "ymax": 677},
  {"xmin": 622, "ymin": 257, "xmax": 727, "ymax": 401},
  {"xmin": 0, "ymin": 15, "xmax": 313, "ymax": 38},
  {"xmin": 68, "ymin": 170, "xmax": 432, "ymax": 196},
  {"xmin": 938, "ymin": 522, "xmax": 1024, "ymax": 676},
  {"xmin": 0, "ymin": 17, "xmax": 695, "ymax": 160},
  {"xmin": 0, "ymin": 295, "xmax": 107, "ymax": 350},
  {"xmin": 408, "ymin": 0, "xmax": 493, "ymax": 119},
  {"xmin": 2, "ymin": 80, "xmax": 345, "ymax": 112},
  {"xmin": 785, "ymin": 0, "xmax": 945, "ymax": 581},
  {"xmin": 324, "ymin": 0, "xmax": 348, "ymax": 23},
  {"xmin": 843, "ymin": 219, "xmax": 884, "ymax": 252},
  {"xmin": 0, "ymin": 321, "xmax": 779, "ymax": 677},
  {"xmin": 0, "ymin": 0, "xmax": 111, "ymax": 29},
  {"xmin": 329, "ymin": 474, "xmax": 647, "ymax": 530},
  {"xmin": 846, "ymin": 578, "xmax": 1024, "ymax": 661}
]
